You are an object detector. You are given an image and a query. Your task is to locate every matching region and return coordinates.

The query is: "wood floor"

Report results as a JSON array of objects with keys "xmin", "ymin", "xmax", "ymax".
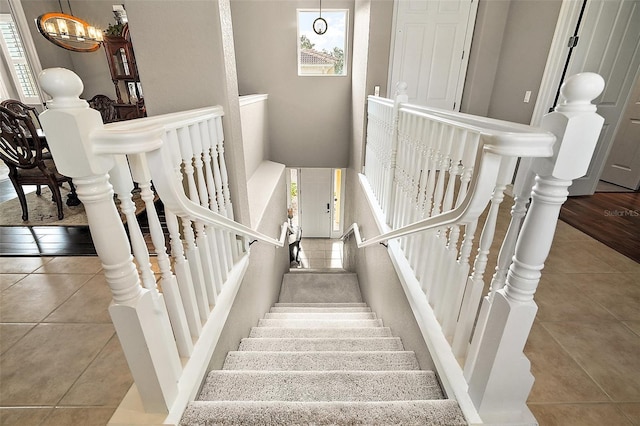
[{"xmin": 559, "ymin": 190, "xmax": 640, "ymax": 263}]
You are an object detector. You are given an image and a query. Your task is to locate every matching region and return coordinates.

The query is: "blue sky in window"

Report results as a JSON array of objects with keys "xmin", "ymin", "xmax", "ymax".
[{"xmin": 298, "ymin": 10, "xmax": 347, "ymax": 53}]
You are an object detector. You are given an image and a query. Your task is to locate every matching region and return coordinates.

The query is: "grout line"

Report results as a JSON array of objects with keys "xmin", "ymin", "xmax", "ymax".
[{"xmin": 536, "ymin": 321, "xmax": 616, "ymax": 404}]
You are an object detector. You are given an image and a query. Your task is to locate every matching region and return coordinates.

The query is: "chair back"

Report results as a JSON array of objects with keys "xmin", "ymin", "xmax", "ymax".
[
  {"xmin": 0, "ymin": 99, "xmax": 42, "ymax": 138},
  {"xmin": 0, "ymin": 105, "xmax": 46, "ymax": 169},
  {"xmin": 88, "ymin": 94, "xmax": 118, "ymax": 123}
]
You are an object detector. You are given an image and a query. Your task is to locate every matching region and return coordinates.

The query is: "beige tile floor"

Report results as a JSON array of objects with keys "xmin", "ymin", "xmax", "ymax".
[
  {"xmin": 0, "ymin": 228, "xmax": 639, "ymax": 425},
  {"xmin": 291, "ymin": 238, "xmax": 345, "ymax": 270}
]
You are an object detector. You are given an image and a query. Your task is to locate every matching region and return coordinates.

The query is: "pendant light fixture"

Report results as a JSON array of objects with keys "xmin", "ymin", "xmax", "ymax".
[
  {"xmin": 36, "ymin": 0, "xmax": 103, "ymax": 53},
  {"xmin": 313, "ymin": 0, "xmax": 328, "ymax": 35}
]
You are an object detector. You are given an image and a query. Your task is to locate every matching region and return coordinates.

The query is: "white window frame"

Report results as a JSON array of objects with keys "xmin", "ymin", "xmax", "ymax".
[
  {"xmin": 296, "ymin": 8, "xmax": 349, "ymax": 77},
  {"xmin": 0, "ymin": 0, "xmax": 44, "ymax": 105}
]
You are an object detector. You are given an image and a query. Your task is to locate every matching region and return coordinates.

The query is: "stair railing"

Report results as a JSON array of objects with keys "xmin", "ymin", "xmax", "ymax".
[
  {"xmin": 37, "ymin": 68, "xmax": 289, "ymax": 421},
  {"xmin": 346, "ymin": 73, "xmax": 605, "ymax": 424}
]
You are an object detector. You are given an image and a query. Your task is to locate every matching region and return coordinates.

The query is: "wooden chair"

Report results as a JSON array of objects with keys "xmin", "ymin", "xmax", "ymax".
[
  {"xmin": 88, "ymin": 94, "xmax": 119, "ymax": 124},
  {"xmin": 0, "ymin": 105, "xmax": 79, "ymax": 221},
  {"xmin": 0, "ymin": 99, "xmax": 42, "ymax": 128}
]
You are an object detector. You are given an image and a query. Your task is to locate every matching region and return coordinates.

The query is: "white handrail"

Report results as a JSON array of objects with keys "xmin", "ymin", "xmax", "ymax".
[
  {"xmin": 345, "ymin": 99, "xmax": 555, "ymax": 248},
  {"xmin": 354, "ymin": 73, "xmax": 605, "ymax": 424},
  {"xmin": 90, "ymin": 111, "xmax": 288, "ymax": 248}
]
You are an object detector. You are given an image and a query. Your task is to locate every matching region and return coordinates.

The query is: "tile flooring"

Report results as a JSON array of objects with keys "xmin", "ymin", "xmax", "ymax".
[{"xmin": 290, "ymin": 238, "xmax": 344, "ymax": 270}]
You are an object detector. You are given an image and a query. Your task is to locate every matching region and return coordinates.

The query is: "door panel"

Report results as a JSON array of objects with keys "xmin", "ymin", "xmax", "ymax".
[
  {"xmin": 566, "ymin": 0, "xmax": 640, "ymax": 195},
  {"xmin": 300, "ymin": 168, "xmax": 332, "ymax": 238},
  {"xmin": 389, "ymin": 0, "xmax": 476, "ymax": 110},
  {"xmin": 600, "ymin": 72, "xmax": 640, "ymax": 189}
]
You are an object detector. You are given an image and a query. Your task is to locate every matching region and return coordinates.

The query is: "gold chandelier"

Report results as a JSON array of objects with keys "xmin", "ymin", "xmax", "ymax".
[{"xmin": 36, "ymin": 2, "xmax": 103, "ymax": 53}]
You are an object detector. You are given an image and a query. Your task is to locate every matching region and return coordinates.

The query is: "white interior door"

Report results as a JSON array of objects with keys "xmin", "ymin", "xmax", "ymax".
[
  {"xmin": 388, "ymin": 0, "xmax": 477, "ymax": 110},
  {"xmin": 600, "ymin": 72, "xmax": 640, "ymax": 190},
  {"xmin": 299, "ymin": 168, "xmax": 332, "ymax": 238},
  {"xmin": 564, "ymin": 0, "xmax": 640, "ymax": 195}
]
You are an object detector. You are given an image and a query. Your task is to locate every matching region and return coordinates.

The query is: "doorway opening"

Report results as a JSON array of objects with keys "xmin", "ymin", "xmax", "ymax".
[{"xmin": 287, "ymin": 167, "xmax": 345, "ymax": 238}]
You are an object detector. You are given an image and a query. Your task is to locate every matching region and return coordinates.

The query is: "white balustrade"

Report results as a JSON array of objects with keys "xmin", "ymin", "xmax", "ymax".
[
  {"xmin": 352, "ymin": 73, "xmax": 604, "ymax": 423},
  {"xmin": 37, "ymin": 68, "xmax": 289, "ymax": 417}
]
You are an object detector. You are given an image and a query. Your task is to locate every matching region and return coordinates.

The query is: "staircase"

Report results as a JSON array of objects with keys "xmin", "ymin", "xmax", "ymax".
[{"xmin": 180, "ymin": 272, "xmax": 466, "ymax": 425}]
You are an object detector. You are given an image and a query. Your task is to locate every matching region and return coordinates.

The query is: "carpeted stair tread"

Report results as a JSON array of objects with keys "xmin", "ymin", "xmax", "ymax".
[
  {"xmin": 182, "ymin": 272, "xmax": 466, "ymax": 425},
  {"xmin": 264, "ymin": 312, "xmax": 377, "ymax": 319},
  {"xmin": 249, "ymin": 326, "xmax": 394, "ymax": 338},
  {"xmin": 258, "ymin": 318, "xmax": 383, "ymax": 328},
  {"xmin": 274, "ymin": 302, "xmax": 368, "ymax": 307},
  {"xmin": 278, "ymin": 273, "xmax": 362, "ymax": 303},
  {"xmin": 198, "ymin": 370, "xmax": 444, "ymax": 401},
  {"xmin": 270, "ymin": 306, "xmax": 372, "ymax": 313},
  {"xmin": 238, "ymin": 337, "xmax": 404, "ymax": 351},
  {"xmin": 180, "ymin": 400, "xmax": 467, "ymax": 425},
  {"xmin": 222, "ymin": 351, "xmax": 420, "ymax": 371}
]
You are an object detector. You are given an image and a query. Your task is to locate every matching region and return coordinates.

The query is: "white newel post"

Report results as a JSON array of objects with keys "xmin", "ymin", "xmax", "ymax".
[
  {"xmin": 467, "ymin": 73, "xmax": 605, "ymax": 422},
  {"xmin": 38, "ymin": 68, "xmax": 181, "ymax": 413}
]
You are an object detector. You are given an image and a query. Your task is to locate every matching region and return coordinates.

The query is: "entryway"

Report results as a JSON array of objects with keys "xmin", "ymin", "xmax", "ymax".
[{"xmin": 286, "ymin": 168, "xmax": 345, "ymax": 270}]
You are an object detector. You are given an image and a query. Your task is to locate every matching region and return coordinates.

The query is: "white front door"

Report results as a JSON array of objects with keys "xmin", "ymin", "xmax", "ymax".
[
  {"xmin": 299, "ymin": 168, "xmax": 333, "ymax": 238},
  {"xmin": 563, "ymin": 0, "xmax": 640, "ymax": 195},
  {"xmin": 388, "ymin": 0, "xmax": 477, "ymax": 110},
  {"xmin": 600, "ymin": 72, "xmax": 640, "ymax": 190}
]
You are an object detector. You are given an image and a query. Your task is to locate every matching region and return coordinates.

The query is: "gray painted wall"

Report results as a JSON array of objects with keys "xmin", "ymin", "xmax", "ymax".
[
  {"xmin": 462, "ymin": 0, "xmax": 562, "ymax": 124},
  {"xmin": 230, "ymin": 0, "xmax": 354, "ymax": 168},
  {"xmin": 125, "ymin": 0, "xmax": 252, "ymax": 226},
  {"xmin": 343, "ymin": 169, "xmax": 435, "ymax": 371},
  {"xmin": 208, "ymin": 170, "xmax": 289, "ymax": 370}
]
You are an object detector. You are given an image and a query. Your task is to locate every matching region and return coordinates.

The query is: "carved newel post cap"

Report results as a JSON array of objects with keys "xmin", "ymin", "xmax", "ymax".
[
  {"xmin": 555, "ymin": 72, "xmax": 605, "ymax": 113},
  {"xmin": 39, "ymin": 68, "xmax": 87, "ymax": 109}
]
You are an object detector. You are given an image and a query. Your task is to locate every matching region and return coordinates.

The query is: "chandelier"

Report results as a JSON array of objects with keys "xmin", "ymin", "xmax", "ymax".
[{"xmin": 36, "ymin": 1, "xmax": 103, "ymax": 53}]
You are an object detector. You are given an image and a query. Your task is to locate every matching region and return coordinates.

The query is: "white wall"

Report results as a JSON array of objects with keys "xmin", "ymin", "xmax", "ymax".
[{"xmin": 240, "ymin": 94, "xmax": 270, "ymax": 180}]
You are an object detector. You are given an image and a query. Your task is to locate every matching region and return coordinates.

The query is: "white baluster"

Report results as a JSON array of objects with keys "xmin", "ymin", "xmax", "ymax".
[
  {"xmin": 200, "ymin": 120, "xmax": 227, "ymax": 287},
  {"xmin": 173, "ymin": 128, "xmax": 210, "ymax": 321},
  {"xmin": 189, "ymin": 123, "xmax": 219, "ymax": 305},
  {"xmin": 38, "ymin": 68, "xmax": 181, "ymax": 412},
  {"xmin": 128, "ymin": 153, "xmax": 194, "ymax": 357},
  {"xmin": 109, "ymin": 155, "xmax": 157, "ymax": 292},
  {"xmin": 385, "ymin": 82, "xmax": 408, "ymax": 226},
  {"xmin": 214, "ymin": 118, "xmax": 237, "ymax": 266},
  {"xmin": 466, "ymin": 73, "xmax": 605, "ymax": 421},
  {"xmin": 164, "ymin": 129, "xmax": 203, "ymax": 336}
]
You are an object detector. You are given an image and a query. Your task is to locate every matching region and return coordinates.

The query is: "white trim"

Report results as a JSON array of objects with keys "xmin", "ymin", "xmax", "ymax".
[
  {"xmin": 108, "ymin": 254, "xmax": 251, "ymax": 426},
  {"xmin": 530, "ymin": 0, "xmax": 583, "ymax": 126},
  {"xmin": 454, "ymin": 0, "xmax": 479, "ymax": 112},
  {"xmin": 6, "ymin": 0, "xmax": 46, "ymax": 103},
  {"xmin": 238, "ymin": 93, "xmax": 268, "ymax": 107}
]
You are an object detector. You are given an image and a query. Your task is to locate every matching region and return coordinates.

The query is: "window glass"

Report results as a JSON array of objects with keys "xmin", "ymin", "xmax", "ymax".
[
  {"xmin": 297, "ymin": 9, "xmax": 348, "ymax": 76},
  {"xmin": 0, "ymin": 14, "xmax": 39, "ymax": 103}
]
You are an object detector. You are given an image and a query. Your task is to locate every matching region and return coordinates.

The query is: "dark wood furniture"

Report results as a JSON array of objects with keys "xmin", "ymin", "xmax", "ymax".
[
  {"xmin": 88, "ymin": 94, "xmax": 119, "ymax": 123},
  {"xmin": 0, "ymin": 104, "xmax": 79, "ymax": 221},
  {"xmin": 102, "ymin": 23, "xmax": 146, "ymax": 121}
]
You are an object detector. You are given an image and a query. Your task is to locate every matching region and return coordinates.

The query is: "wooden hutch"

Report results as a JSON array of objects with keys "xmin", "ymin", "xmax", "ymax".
[{"xmin": 102, "ymin": 24, "xmax": 145, "ymax": 120}]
